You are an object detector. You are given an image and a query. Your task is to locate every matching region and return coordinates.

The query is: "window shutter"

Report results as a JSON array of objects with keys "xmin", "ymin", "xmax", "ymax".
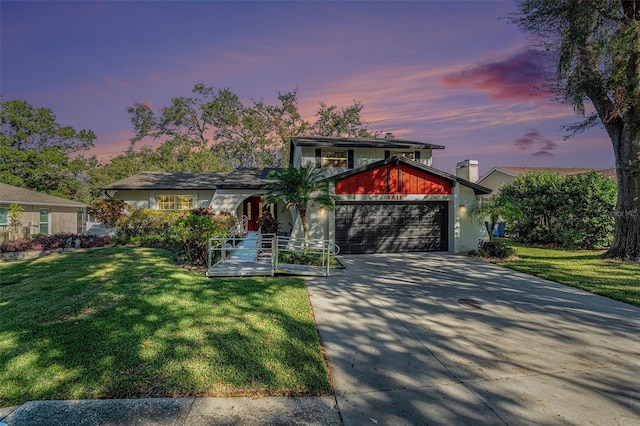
[
  {"xmin": 384, "ymin": 150, "xmax": 391, "ymax": 159},
  {"xmin": 348, "ymin": 150, "xmax": 354, "ymax": 169},
  {"xmin": 315, "ymin": 149, "xmax": 322, "ymax": 167},
  {"xmin": 414, "ymin": 151, "xmax": 421, "ymax": 160}
]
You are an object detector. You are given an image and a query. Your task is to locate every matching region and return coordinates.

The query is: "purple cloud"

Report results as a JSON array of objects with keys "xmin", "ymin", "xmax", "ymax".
[
  {"xmin": 441, "ymin": 49, "xmax": 553, "ymax": 102},
  {"xmin": 513, "ymin": 129, "xmax": 557, "ymax": 157}
]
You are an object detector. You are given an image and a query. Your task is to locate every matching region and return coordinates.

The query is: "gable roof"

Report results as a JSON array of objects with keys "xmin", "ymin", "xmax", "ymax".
[
  {"xmin": 0, "ymin": 182, "xmax": 87, "ymax": 207},
  {"xmin": 290, "ymin": 136, "xmax": 445, "ymax": 150},
  {"xmin": 101, "ymin": 169, "xmax": 282, "ymax": 191},
  {"xmin": 330, "ymin": 156, "xmax": 492, "ymax": 195}
]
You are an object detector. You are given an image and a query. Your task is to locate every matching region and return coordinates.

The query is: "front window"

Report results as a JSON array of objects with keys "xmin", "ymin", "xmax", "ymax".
[
  {"xmin": 390, "ymin": 151, "xmax": 415, "ymax": 160},
  {"xmin": 158, "ymin": 195, "xmax": 194, "ymax": 210},
  {"xmin": 77, "ymin": 208, "xmax": 87, "ymax": 234},
  {"xmin": 176, "ymin": 195, "xmax": 193, "ymax": 210},
  {"xmin": 322, "ymin": 150, "xmax": 347, "ymax": 168},
  {"xmin": 0, "ymin": 208, "xmax": 6, "ymax": 226},
  {"xmin": 39, "ymin": 209, "xmax": 50, "ymax": 234}
]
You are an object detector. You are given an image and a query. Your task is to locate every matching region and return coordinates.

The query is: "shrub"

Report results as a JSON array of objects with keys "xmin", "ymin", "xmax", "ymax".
[
  {"xmin": 477, "ymin": 240, "xmax": 514, "ymax": 259},
  {"xmin": 88, "ymin": 199, "xmax": 130, "ymax": 228},
  {"xmin": 112, "ymin": 207, "xmax": 237, "ymax": 266},
  {"xmin": 258, "ymin": 211, "xmax": 280, "ymax": 234},
  {"xmin": 170, "ymin": 212, "xmax": 237, "ymax": 265},
  {"xmin": 0, "ymin": 234, "xmax": 112, "ymax": 253},
  {"xmin": 116, "ymin": 208, "xmax": 180, "ymax": 239},
  {"xmin": 497, "ymin": 171, "xmax": 616, "ymax": 249},
  {"xmin": 277, "ymin": 251, "xmax": 340, "ymax": 267}
]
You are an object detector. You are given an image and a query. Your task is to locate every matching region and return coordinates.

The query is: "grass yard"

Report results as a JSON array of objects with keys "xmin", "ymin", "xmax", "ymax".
[
  {"xmin": 496, "ymin": 243, "xmax": 640, "ymax": 306},
  {"xmin": 0, "ymin": 247, "xmax": 331, "ymax": 407}
]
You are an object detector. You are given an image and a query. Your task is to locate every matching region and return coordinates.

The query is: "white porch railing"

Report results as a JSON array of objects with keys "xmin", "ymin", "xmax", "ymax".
[{"xmin": 206, "ymin": 233, "xmax": 337, "ymax": 277}]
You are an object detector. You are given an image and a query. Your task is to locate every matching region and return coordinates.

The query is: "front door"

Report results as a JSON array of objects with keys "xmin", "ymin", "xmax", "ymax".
[{"xmin": 243, "ymin": 196, "xmax": 262, "ymax": 231}]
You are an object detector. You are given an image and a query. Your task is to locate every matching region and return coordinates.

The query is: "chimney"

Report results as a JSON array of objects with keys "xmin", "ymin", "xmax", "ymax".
[
  {"xmin": 456, "ymin": 160, "xmax": 479, "ymax": 183},
  {"xmin": 384, "ymin": 132, "xmax": 395, "ymax": 140}
]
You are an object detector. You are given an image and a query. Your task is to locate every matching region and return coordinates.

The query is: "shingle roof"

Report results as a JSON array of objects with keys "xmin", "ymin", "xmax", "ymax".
[
  {"xmin": 0, "ymin": 183, "xmax": 87, "ymax": 207},
  {"xmin": 100, "ymin": 169, "xmax": 283, "ymax": 191},
  {"xmin": 290, "ymin": 136, "xmax": 445, "ymax": 150},
  {"xmin": 217, "ymin": 168, "xmax": 280, "ymax": 189},
  {"xmin": 101, "ymin": 172, "xmax": 230, "ymax": 190}
]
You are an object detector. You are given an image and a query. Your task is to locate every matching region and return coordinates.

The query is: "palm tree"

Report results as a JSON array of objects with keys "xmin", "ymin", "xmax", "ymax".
[{"xmin": 263, "ymin": 166, "xmax": 339, "ymax": 245}]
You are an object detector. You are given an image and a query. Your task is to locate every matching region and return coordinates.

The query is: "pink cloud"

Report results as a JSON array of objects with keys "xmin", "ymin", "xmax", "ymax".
[
  {"xmin": 441, "ymin": 49, "xmax": 553, "ymax": 102},
  {"xmin": 105, "ymin": 77, "xmax": 131, "ymax": 88},
  {"xmin": 513, "ymin": 129, "xmax": 557, "ymax": 157}
]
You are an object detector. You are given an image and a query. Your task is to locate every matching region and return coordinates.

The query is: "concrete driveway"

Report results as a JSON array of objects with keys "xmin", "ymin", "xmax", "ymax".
[{"xmin": 306, "ymin": 253, "xmax": 640, "ymax": 425}]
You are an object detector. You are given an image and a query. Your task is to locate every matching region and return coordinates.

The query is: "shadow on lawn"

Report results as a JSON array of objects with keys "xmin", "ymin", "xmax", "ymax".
[
  {"xmin": 306, "ymin": 253, "xmax": 640, "ymax": 424},
  {"xmin": 0, "ymin": 247, "xmax": 330, "ymax": 407}
]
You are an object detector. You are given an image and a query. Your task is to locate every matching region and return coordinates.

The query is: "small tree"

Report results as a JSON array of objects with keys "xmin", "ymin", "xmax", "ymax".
[
  {"xmin": 87, "ymin": 199, "xmax": 129, "ymax": 228},
  {"xmin": 8, "ymin": 203, "xmax": 24, "ymax": 227},
  {"xmin": 469, "ymin": 196, "xmax": 521, "ymax": 241},
  {"xmin": 263, "ymin": 166, "xmax": 339, "ymax": 246}
]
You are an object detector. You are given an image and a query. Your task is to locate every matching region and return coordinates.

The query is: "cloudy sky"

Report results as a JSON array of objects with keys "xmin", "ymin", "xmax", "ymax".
[{"xmin": 1, "ymin": 0, "xmax": 614, "ymax": 175}]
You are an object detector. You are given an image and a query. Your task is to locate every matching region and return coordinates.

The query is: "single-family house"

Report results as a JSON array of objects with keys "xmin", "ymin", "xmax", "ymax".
[
  {"xmin": 102, "ymin": 135, "xmax": 491, "ymax": 253},
  {"xmin": 0, "ymin": 182, "xmax": 88, "ymax": 242}
]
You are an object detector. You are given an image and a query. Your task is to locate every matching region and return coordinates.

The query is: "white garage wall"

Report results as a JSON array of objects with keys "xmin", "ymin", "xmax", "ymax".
[{"xmin": 453, "ymin": 185, "xmax": 487, "ymax": 252}]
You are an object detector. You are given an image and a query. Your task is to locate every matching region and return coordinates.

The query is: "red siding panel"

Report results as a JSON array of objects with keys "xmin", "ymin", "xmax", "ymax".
[{"xmin": 335, "ymin": 163, "xmax": 451, "ymax": 194}]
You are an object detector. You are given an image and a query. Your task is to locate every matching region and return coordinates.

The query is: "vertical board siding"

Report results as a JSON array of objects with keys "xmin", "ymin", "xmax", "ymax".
[{"xmin": 335, "ymin": 163, "xmax": 452, "ymax": 194}]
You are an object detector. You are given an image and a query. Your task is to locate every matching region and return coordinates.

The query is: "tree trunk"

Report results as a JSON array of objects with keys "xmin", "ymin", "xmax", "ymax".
[
  {"xmin": 300, "ymin": 208, "xmax": 308, "ymax": 251},
  {"xmin": 604, "ymin": 125, "xmax": 640, "ymax": 261}
]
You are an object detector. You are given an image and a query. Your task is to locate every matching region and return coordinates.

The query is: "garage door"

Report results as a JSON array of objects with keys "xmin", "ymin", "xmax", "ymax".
[{"xmin": 335, "ymin": 201, "xmax": 448, "ymax": 254}]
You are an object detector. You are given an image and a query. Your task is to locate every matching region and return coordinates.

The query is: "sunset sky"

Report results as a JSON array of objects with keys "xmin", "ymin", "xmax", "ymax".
[{"xmin": 1, "ymin": 0, "xmax": 615, "ymax": 176}]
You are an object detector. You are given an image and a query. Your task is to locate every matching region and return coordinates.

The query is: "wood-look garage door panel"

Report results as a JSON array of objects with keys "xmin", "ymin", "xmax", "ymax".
[{"xmin": 335, "ymin": 201, "xmax": 448, "ymax": 254}]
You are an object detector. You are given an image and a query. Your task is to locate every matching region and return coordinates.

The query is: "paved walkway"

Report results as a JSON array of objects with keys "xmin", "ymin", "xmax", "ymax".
[
  {"xmin": 306, "ymin": 253, "xmax": 640, "ymax": 425},
  {"xmin": 0, "ymin": 397, "xmax": 340, "ymax": 425}
]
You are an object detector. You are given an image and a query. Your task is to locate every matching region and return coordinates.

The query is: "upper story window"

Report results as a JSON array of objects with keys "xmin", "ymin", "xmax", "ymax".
[
  {"xmin": 322, "ymin": 150, "xmax": 348, "ymax": 168},
  {"xmin": 390, "ymin": 151, "xmax": 415, "ymax": 160},
  {"xmin": 158, "ymin": 195, "xmax": 194, "ymax": 211}
]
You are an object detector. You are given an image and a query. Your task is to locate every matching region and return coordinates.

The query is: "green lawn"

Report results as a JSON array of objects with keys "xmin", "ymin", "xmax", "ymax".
[
  {"xmin": 496, "ymin": 243, "xmax": 640, "ymax": 306},
  {"xmin": 0, "ymin": 247, "xmax": 331, "ymax": 407}
]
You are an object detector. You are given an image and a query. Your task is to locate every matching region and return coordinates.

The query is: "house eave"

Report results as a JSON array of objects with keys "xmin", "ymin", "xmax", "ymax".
[{"xmin": 0, "ymin": 200, "xmax": 87, "ymax": 208}]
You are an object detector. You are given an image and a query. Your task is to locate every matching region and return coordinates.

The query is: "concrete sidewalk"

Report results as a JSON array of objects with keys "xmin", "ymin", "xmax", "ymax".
[
  {"xmin": 306, "ymin": 253, "xmax": 640, "ymax": 425},
  {"xmin": 0, "ymin": 396, "xmax": 341, "ymax": 426}
]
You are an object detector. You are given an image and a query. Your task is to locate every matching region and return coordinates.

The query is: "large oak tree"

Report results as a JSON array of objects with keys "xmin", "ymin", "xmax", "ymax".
[
  {"xmin": 0, "ymin": 99, "xmax": 95, "ymax": 201},
  {"xmin": 126, "ymin": 84, "xmax": 373, "ymax": 169},
  {"xmin": 513, "ymin": 0, "xmax": 640, "ymax": 260}
]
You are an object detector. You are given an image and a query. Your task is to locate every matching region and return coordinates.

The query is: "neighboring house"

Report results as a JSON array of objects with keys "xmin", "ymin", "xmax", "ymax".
[
  {"xmin": 102, "ymin": 135, "xmax": 491, "ymax": 253},
  {"xmin": 467, "ymin": 163, "xmax": 618, "ymax": 198},
  {"xmin": 0, "ymin": 182, "xmax": 88, "ymax": 242},
  {"xmin": 455, "ymin": 161, "xmax": 618, "ymax": 238}
]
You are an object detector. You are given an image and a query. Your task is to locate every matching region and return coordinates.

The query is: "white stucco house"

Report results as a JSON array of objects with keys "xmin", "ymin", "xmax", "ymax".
[{"xmin": 102, "ymin": 135, "xmax": 491, "ymax": 253}]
